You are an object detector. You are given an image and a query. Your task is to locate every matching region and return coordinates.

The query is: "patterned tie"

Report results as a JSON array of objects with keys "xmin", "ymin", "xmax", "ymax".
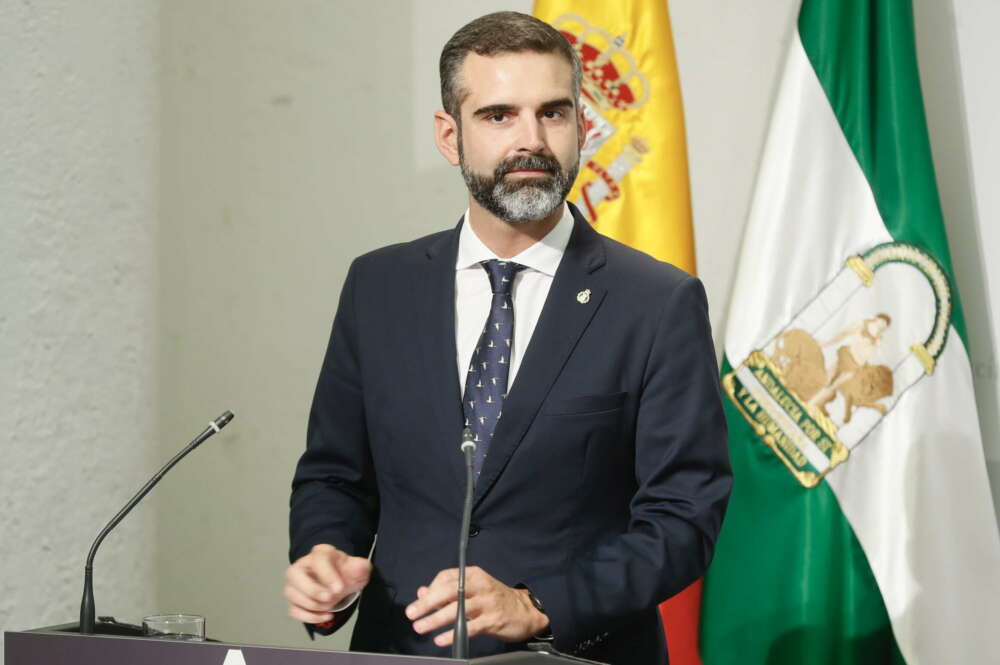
[{"xmin": 462, "ymin": 259, "xmax": 526, "ymax": 479}]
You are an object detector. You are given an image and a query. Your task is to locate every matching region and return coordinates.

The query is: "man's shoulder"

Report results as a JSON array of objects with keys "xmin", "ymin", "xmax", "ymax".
[
  {"xmin": 595, "ymin": 231, "xmax": 695, "ymax": 296},
  {"xmin": 592, "ymin": 233, "xmax": 709, "ymax": 332},
  {"xmin": 352, "ymin": 227, "xmax": 455, "ymax": 270}
]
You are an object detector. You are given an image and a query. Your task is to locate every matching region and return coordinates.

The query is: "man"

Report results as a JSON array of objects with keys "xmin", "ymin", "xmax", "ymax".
[{"xmin": 285, "ymin": 11, "xmax": 731, "ymax": 664}]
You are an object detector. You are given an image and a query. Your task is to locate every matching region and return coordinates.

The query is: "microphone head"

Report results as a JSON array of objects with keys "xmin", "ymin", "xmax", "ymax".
[
  {"xmin": 460, "ymin": 427, "xmax": 476, "ymax": 452},
  {"xmin": 214, "ymin": 411, "xmax": 235, "ymax": 429}
]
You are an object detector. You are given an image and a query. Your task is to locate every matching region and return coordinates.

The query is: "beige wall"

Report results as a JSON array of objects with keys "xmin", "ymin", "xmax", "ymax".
[{"xmin": 0, "ymin": 1, "xmax": 159, "ymax": 660}]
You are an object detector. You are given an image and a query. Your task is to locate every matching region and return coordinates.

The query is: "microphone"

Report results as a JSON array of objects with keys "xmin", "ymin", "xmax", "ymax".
[
  {"xmin": 79, "ymin": 410, "xmax": 235, "ymax": 634},
  {"xmin": 453, "ymin": 427, "xmax": 476, "ymax": 659}
]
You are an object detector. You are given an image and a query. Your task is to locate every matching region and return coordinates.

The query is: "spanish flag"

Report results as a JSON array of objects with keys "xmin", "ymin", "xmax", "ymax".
[
  {"xmin": 533, "ymin": 0, "xmax": 694, "ymax": 273},
  {"xmin": 532, "ymin": 1, "xmax": 701, "ymax": 663}
]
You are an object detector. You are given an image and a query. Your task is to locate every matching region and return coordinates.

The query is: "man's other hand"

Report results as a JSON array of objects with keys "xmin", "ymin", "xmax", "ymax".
[
  {"xmin": 405, "ymin": 566, "xmax": 549, "ymax": 646},
  {"xmin": 284, "ymin": 544, "xmax": 372, "ymax": 624}
]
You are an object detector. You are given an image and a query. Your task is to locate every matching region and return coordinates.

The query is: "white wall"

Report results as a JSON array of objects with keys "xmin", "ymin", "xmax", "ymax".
[
  {"xmin": 0, "ymin": 0, "xmax": 160, "ymax": 660},
  {"xmin": 670, "ymin": 0, "xmax": 800, "ymax": 353}
]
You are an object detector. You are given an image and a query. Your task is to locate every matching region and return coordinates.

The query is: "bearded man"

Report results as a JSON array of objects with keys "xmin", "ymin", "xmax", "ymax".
[{"xmin": 284, "ymin": 11, "xmax": 731, "ymax": 664}]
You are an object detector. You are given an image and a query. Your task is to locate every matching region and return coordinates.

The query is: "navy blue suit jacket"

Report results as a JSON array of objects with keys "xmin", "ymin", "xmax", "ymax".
[{"xmin": 290, "ymin": 204, "xmax": 731, "ymax": 664}]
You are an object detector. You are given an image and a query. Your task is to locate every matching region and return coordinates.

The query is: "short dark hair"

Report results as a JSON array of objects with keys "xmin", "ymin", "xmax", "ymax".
[{"xmin": 439, "ymin": 11, "xmax": 582, "ymax": 121}]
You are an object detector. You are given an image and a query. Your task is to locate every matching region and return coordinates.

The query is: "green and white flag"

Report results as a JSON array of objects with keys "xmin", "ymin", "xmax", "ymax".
[{"xmin": 701, "ymin": 1, "xmax": 1000, "ymax": 664}]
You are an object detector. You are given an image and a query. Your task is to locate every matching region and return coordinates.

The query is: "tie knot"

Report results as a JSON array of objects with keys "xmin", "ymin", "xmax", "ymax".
[{"xmin": 481, "ymin": 259, "xmax": 525, "ymax": 295}]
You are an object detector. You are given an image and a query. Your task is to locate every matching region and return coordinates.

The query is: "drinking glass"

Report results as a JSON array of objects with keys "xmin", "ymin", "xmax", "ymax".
[{"xmin": 142, "ymin": 614, "xmax": 205, "ymax": 641}]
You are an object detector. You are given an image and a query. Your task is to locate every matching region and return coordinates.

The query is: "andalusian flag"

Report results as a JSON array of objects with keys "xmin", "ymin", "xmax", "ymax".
[
  {"xmin": 701, "ymin": 1, "xmax": 1000, "ymax": 664},
  {"xmin": 532, "ymin": 1, "xmax": 701, "ymax": 663}
]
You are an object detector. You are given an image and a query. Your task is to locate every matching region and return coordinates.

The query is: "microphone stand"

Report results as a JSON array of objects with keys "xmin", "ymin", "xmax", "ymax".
[
  {"xmin": 79, "ymin": 410, "xmax": 234, "ymax": 634},
  {"xmin": 453, "ymin": 428, "xmax": 476, "ymax": 659}
]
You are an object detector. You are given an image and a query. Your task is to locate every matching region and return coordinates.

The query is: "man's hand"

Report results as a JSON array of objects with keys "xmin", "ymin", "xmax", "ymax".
[
  {"xmin": 284, "ymin": 544, "xmax": 372, "ymax": 624},
  {"xmin": 405, "ymin": 566, "xmax": 549, "ymax": 647}
]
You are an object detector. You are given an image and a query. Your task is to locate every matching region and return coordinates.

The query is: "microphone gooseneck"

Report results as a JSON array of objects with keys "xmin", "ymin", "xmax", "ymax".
[
  {"xmin": 453, "ymin": 427, "xmax": 476, "ymax": 659},
  {"xmin": 79, "ymin": 410, "xmax": 235, "ymax": 634}
]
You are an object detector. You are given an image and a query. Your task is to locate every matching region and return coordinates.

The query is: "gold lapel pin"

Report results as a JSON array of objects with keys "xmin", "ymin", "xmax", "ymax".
[{"xmin": 577, "ymin": 289, "xmax": 591, "ymax": 304}]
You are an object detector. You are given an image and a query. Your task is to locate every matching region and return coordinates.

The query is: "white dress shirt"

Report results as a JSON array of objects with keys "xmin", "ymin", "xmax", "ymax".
[{"xmin": 455, "ymin": 204, "xmax": 574, "ymax": 395}]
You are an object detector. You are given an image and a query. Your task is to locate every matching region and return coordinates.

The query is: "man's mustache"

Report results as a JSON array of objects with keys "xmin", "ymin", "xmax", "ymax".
[{"xmin": 495, "ymin": 154, "xmax": 560, "ymax": 179}]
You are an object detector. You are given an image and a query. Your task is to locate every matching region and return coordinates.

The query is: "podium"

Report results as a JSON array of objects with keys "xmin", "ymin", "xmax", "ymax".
[{"xmin": 5, "ymin": 623, "xmax": 605, "ymax": 664}]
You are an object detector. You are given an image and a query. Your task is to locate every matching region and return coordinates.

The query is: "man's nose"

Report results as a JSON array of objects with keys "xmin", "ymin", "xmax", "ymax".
[{"xmin": 514, "ymin": 116, "xmax": 546, "ymax": 153}]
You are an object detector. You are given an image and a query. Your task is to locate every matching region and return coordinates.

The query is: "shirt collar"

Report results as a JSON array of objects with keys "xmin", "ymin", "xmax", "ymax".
[{"xmin": 455, "ymin": 203, "xmax": 573, "ymax": 277}]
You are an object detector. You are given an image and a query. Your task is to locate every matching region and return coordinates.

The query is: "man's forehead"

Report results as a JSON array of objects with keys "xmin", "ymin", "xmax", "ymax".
[{"xmin": 457, "ymin": 51, "xmax": 575, "ymax": 110}]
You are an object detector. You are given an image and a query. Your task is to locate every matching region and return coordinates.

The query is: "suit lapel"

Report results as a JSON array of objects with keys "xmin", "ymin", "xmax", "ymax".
[
  {"xmin": 474, "ymin": 205, "xmax": 607, "ymax": 506},
  {"xmin": 420, "ymin": 220, "xmax": 467, "ymax": 491}
]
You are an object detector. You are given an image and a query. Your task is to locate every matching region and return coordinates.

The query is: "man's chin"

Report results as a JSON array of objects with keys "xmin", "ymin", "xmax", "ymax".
[{"xmin": 497, "ymin": 197, "xmax": 564, "ymax": 225}]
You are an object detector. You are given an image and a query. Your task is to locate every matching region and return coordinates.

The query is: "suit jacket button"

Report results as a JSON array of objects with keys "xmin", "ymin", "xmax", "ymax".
[{"xmin": 469, "ymin": 524, "xmax": 480, "ymax": 537}]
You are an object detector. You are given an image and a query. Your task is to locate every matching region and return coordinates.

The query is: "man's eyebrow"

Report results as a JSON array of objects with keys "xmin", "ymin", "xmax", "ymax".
[
  {"xmin": 472, "ymin": 103, "xmax": 516, "ymax": 118},
  {"xmin": 538, "ymin": 98, "xmax": 575, "ymax": 111},
  {"xmin": 471, "ymin": 98, "xmax": 575, "ymax": 118}
]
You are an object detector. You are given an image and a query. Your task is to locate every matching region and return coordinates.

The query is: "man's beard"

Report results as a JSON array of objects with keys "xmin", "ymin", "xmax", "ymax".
[{"xmin": 459, "ymin": 141, "xmax": 579, "ymax": 225}]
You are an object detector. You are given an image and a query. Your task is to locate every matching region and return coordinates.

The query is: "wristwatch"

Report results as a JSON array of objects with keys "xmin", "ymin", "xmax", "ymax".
[{"xmin": 520, "ymin": 586, "xmax": 554, "ymax": 641}]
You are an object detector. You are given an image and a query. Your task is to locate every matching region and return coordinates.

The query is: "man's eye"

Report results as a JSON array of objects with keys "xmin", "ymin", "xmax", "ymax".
[
  {"xmin": 488, "ymin": 113, "xmax": 507, "ymax": 123},
  {"xmin": 543, "ymin": 110, "xmax": 564, "ymax": 119}
]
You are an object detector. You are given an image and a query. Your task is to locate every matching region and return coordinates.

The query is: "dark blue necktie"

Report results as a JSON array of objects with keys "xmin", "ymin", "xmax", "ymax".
[{"xmin": 462, "ymin": 259, "xmax": 526, "ymax": 479}]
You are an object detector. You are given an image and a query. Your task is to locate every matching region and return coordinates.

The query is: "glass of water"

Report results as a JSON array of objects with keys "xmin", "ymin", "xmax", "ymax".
[{"xmin": 142, "ymin": 614, "xmax": 205, "ymax": 641}]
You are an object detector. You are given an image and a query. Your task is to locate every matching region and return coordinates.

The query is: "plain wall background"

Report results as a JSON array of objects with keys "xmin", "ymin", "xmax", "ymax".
[
  {"xmin": 2, "ymin": 0, "xmax": 997, "ymax": 660},
  {"xmin": 0, "ymin": 0, "xmax": 159, "ymax": 660}
]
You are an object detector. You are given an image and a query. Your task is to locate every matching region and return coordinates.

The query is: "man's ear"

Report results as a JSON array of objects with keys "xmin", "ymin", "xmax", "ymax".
[
  {"xmin": 434, "ymin": 110, "xmax": 460, "ymax": 166},
  {"xmin": 577, "ymin": 103, "xmax": 586, "ymax": 152}
]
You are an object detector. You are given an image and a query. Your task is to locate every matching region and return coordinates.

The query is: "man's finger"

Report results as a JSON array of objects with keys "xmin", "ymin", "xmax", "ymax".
[
  {"xmin": 435, "ymin": 613, "xmax": 494, "ymax": 646},
  {"xmin": 433, "ymin": 628, "xmax": 454, "ymax": 648},
  {"xmin": 405, "ymin": 572, "xmax": 459, "ymax": 620},
  {"xmin": 412, "ymin": 599, "xmax": 461, "ymax": 635},
  {"xmin": 463, "ymin": 566, "xmax": 486, "ymax": 588},
  {"xmin": 287, "ymin": 604, "xmax": 333, "ymax": 625},
  {"xmin": 284, "ymin": 583, "xmax": 335, "ymax": 613},
  {"xmin": 285, "ymin": 564, "xmax": 333, "ymax": 603},
  {"xmin": 339, "ymin": 556, "xmax": 373, "ymax": 589},
  {"xmin": 431, "ymin": 568, "xmax": 459, "ymax": 587},
  {"xmin": 309, "ymin": 551, "xmax": 346, "ymax": 595}
]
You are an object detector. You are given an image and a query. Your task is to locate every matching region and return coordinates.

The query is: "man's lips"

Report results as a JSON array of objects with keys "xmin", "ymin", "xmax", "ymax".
[{"xmin": 506, "ymin": 169, "xmax": 552, "ymax": 177}]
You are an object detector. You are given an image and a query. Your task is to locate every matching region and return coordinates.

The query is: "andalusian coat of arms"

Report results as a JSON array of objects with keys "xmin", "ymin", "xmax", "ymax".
[{"xmin": 723, "ymin": 243, "xmax": 952, "ymax": 487}]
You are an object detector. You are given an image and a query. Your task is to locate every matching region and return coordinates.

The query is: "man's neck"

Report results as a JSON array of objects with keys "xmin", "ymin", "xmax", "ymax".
[{"xmin": 466, "ymin": 199, "xmax": 563, "ymax": 259}]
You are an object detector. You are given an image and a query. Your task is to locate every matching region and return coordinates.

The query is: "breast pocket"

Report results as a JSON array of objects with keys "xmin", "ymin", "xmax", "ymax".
[{"xmin": 542, "ymin": 391, "xmax": 628, "ymax": 416}]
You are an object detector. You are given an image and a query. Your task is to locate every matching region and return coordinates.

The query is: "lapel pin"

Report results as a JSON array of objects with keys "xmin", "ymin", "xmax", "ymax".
[{"xmin": 577, "ymin": 289, "xmax": 591, "ymax": 304}]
